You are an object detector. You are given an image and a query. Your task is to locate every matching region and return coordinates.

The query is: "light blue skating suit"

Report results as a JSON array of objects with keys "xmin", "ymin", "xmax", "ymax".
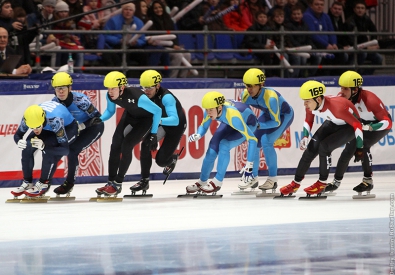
[
  {"xmin": 240, "ymin": 87, "xmax": 294, "ymax": 178},
  {"xmin": 196, "ymin": 100, "xmax": 258, "ymax": 182}
]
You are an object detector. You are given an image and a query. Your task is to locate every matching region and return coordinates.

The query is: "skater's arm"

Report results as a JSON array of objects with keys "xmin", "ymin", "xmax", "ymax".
[
  {"xmin": 100, "ymin": 93, "xmax": 116, "ymax": 122},
  {"xmin": 138, "ymin": 94, "xmax": 162, "ymax": 133},
  {"xmin": 196, "ymin": 113, "xmax": 212, "ymax": 137},
  {"xmin": 258, "ymin": 90, "xmax": 281, "ymax": 129},
  {"xmin": 160, "ymin": 94, "xmax": 179, "ymax": 126}
]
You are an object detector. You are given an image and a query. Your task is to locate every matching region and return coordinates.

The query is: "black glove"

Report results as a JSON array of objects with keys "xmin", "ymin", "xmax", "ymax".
[
  {"xmin": 144, "ymin": 133, "xmax": 158, "ymax": 151},
  {"xmin": 353, "ymin": 148, "xmax": 364, "ymax": 163},
  {"xmin": 89, "ymin": 117, "xmax": 102, "ymax": 127}
]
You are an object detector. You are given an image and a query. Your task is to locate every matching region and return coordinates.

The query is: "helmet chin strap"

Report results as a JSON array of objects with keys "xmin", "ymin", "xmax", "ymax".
[
  {"xmin": 350, "ymin": 87, "xmax": 360, "ymax": 104},
  {"xmin": 216, "ymin": 106, "xmax": 222, "ymax": 119},
  {"xmin": 313, "ymin": 97, "xmax": 320, "ymax": 111}
]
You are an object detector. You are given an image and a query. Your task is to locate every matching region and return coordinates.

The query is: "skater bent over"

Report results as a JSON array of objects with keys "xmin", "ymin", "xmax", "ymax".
[
  {"xmin": 12, "ymin": 102, "xmax": 78, "ymax": 198},
  {"xmin": 96, "ymin": 71, "xmax": 162, "ymax": 197},
  {"xmin": 51, "ymin": 72, "xmax": 104, "ymax": 196},
  {"xmin": 239, "ymin": 68, "xmax": 294, "ymax": 192},
  {"xmin": 327, "ymin": 71, "xmax": 392, "ymax": 194},
  {"xmin": 186, "ymin": 91, "xmax": 258, "ymax": 194},
  {"xmin": 131, "ymin": 70, "xmax": 187, "ymax": 194},
  {"xmin": 279, "ymin": 80, "xmax": 363, "ymax": 197}
]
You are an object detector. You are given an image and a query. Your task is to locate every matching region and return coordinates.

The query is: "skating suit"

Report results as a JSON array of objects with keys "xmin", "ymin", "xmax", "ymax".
[
  {"xmin": 140, "ymin": 87, "xmax": 187, "ymax": 178},
  {"xmin": 335, "ymin": 89, "xmax": 392, "ymax": 180},
  {"xmin": 197, "ymin": 100, "xmax": 258, "ymax": 182},
  {"xmin": 240, "ymin": 87, "xmax": 294, "ymax": 178},
  {"xmin": 100, "ymin": 87, "xmax": 162, "ymax": 183},
  {"xmin": 14, "ymin": 101, "xmax": 78, "ymax": 183},
  {"xmin": 296, "ymin": 96, "xmax": 363, "ymax": 182},
  {"xmin": 52, "ymin": 92, "xmax": 104, "ymax": 183}
]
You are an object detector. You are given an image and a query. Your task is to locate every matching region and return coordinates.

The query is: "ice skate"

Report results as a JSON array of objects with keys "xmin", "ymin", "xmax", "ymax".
[
  {"xmin": 178, "ymin": 180, "xmax": 205, "ymax": 198},
  {"xmin": 21, "ymin": 181, "xmax": 50, "ymax": 203},
  {"xmin": 299, "ymin": 180, "xmax": 327, "ymax": 200},
  {"xmin": 89, "ymin": 182, "xmax": 111, "ymax": 202},
  {"xmin": 195, "ymin": 178, "xmax": 223, "ymax": 198},
  {"xmin": 6, "ymin": 181, "xmax": 33, "ymax": 203},
  {"xmin": 97, "ymin": 181, "xmax": 123, "ymax": 202},
  {"xmin": 274, "ymin": 181, "xmax": 300, "ymax": 199},
  {"xmin": 352, "ymin": 178, "xmax": 375, "ymax": 199},
  {"xmin": 256, "ymin": 178, "xmax": 280, "ymax": 197},
  {"xmin": 232, "ymin": 177, "xmax": 259, "ymax": 195},
  {"xmin": 124, "ymin": 178, "xmax": 153, "ymax": 198},
  {"xmin": 323, "ymin": 179, "xmax": 341, "ymax": 196},
  {"xmin": 162, "ymin": 147, "xmax": 184, "ymax": 185},
  {"xmin": 51, "ymin": 181, "xmax": 75, "ymax": 201}
]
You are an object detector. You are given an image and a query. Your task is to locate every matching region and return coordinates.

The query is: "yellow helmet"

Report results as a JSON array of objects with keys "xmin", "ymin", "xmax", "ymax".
[
  {"xmin": 243, "ymin": 68, "xmax": 266, "ymax": 85},
  {"xmin": 51, "ymin": 72, "xmax": 73, "ymax": 87},
  {"xmin": 202, "ymin": 91, "xmax": 225, "ymax": 109},
  {"xmin": 23, "ymin": 105, "xmax": 45, "ymax": 128},
  {"xmin": 104, "ymin": 71, "xmax": 128, "ymax": 88},
  {"xmin": 338, "ymin": 70, "xmax": 363, "ymax": 88},
  {"xmin": 299, "ymin": 80, "xmax": 326, "ymax": 100},
  {"xmin": 140, "ymin": 70, "xmax": 162, "ymax": 88}
]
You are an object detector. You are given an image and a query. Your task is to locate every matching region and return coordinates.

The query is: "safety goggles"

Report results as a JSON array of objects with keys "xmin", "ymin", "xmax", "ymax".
[
  {"xmin": 244, "ymin": 84, "xmax": 258, "ymax": 88},
  {"xmin": 54, "ymin": 86, "xmax": 69, "ymax": 91},
  {"xmin": 141, "ymin": 85, "xmax": 156, "ymax": 91},
  {"xmin": 32, "ymin": 125, "xmax": 43, "ymax": 130}
]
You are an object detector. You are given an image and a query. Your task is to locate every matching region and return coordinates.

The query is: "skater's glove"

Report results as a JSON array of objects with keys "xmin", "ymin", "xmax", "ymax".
[
  {"xmin": 78, "ymin": 122, "xmax": 86, "ymax": 132},
  {"xmin": 89, "ymin": 117, "xmax": 102, "ymax": 126},
  {"xmin": 31, "ymin": 138, "xmax": 45, "ymax": 150},
  {"xmin": 144, "ymin": 133, "xmax": 158, "ymax": 151},
  {"xmin": 362, "ymin": 124, "xmax": 372, "ymax": 131},
  {"xmin": 299, "ymin": 137, "xmax": 309, "ymax": 150},
  {"xmin": 353, "ymin": 148, "xmax": 364, "ymax": 163},
  {"xmin": 17, "ymin": 139, "xmax": 27, "ymax": 150},
  {"xmin": 239, "ymin": 161, "xmax": 255, "ymax": 183},
  {"xmin": 188, "ymin": 133, "xmax": 201, "ymax": 142}
]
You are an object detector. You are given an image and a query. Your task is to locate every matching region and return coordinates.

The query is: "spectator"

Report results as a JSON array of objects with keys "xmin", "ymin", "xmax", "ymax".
[
  {"xmin": 285, "ymin": 4, "xmax": 321, "ymax": 77},
  {"xmin": 240, "ymin": 10, "xmax": 274, "ymax": 76},
  {"xmin": 303, "ymin": 0, "xmax": 348, "ymax": 76},
  {"xmin": 344, "ymin": 0, "xmax": 382, "ymax": 75},
  {"xmin": 11, "ymin": 0, "xmax": 38, "ymax": 15},
  {"xmin": 268, "ymin": 0, "xmax": 290, "ymax": 21},
  {"xmin": 135, "ymin": 0, "xmax": 149, "ymax": 24},
  {"xmin": 0, "ymin": 26, "xmax": 32, "ymax": 75},
  {"xmin": 176, "ymin": 0, "xmax": 205, "ymax": 31},
  {"xmin": 79, "ymin": 0, "xmax": 106, "ymax": 50},
  {"xmin": 53, "ymin": 1, "xmax": 85, "ymax": 70},
  {"xmin": 148, "ymin": 0, "xmax": 192, "ymax": 78},
  {"xmin": 200, "ymin": 0, "xmax": 231, "ymax": 31},
  {"xmin": 222, "ymin": 0, "xmax": 249, "ymax": 31},
  {"xmin": 65, "ymin": 0, "xmax": 84, "ymax": 28},
  {"xmin": 240, "ymin": 0, "xmax": 268, "ymax": 28}
]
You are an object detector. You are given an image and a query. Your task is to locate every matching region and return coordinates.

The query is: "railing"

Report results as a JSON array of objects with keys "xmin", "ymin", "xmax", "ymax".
[{"xmin": 31, "ymin": 27, "xmax": 395, "ymax": 78}]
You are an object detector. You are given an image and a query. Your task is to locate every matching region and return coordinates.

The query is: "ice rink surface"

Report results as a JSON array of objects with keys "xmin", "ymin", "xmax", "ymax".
[{"xmin": 0, "ymin": 171, "xmax": 393, "ymax": 275}]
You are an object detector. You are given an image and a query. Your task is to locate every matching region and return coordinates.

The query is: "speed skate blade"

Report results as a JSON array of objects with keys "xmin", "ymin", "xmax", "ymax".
[
  {"xmin": 194, "ymin": 194, "xmax": 223, "ymax": 199},
  {"xmin": 178, "ymin": 194, "xmax": 196, "ymax": 198},
  {"xmin": 123, "ymin": 194, "xmax": 153, "ymax": 199},
  {"xmin": 322, "ymin": 192, "xmax": 337, "ymax": 196},
  {"xmin": 299, "ymin": 195, "xmax": 327, "ymax": 200},
  {"xmin": 49, "ymin": 196, "xmax": 76, "ymax": 201},
  {"xmin": 20, "ymin": 197, "xmax": 49, "ymax": 203},
  {"xmin": 89, "ymin": 197, "xmax": 103, "ymax": 202},
  {"xmin": 96, "ymin": 197, "xmax": 123, "ymax": 203},
  {"xmin": 352, "ymin": 194, "xmax": 376, "ymax": 199},
  {"xmin": 231, "ymin": 190, "xmax": 259, "ymax": 195},
  {"xmin": 5, "ymin": 198, "xmax": 23, "ymax": 203},
  {"xmin": 256, "ymin": 192, "xmax": 280, "ymax": 197},
  {"xmin": 273, "ymin": 194, "xmax": 296, "ymax": 199}
]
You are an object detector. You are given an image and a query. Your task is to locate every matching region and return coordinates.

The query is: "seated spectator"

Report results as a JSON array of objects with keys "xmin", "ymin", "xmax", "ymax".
[
  {"xmin": 201, "ymin": 0, "xmax": 231, "ymax": 31},
  {"xmin": 285, "ymin": 4, "xmax": 321, "ymax": 77},
  {"xmin": 65, "ymin": 0, "xmax": 84, "ymax": 28},
  {"xmin": 176, "ymin": 0, "xmax": 205, "ymax": 31},
  {"xmin": 240, "ymin": 0, "xmax": 268, "ymax": 29},
  {"xmin": 222, "ymin": 0, "xmax": 249, "ymax": 31},
  {"xmin": 268, "ymin": 0, "xmax": 290, "ymax": 21},
  {"xmin": 148, "ymin": 0, "xmax": 192, "ymax": 78},
  {"xmin": 0, "ymin": 27, "xmax": 32, "ymax": 75},
  {"xmin": 135, "ymin": 0, "xmax": 150, "ymax": 24},
  {"xmin": 79, "ymin": 0, "xmax": 106, "ymax": 50},
  {"xmin": 303, "ymin": 0, "xmax": 348, "ymax": 76},
  {"xmin": 53, "ymin": 1, "xmax": 85, "ymax": 70},
  {"xmin": 240, "ymin": 11, "xmax": 275, "ymax": 76},
  {"xmin": 344, "ymin": 0, "xmax": 382, "ymax": 75}
]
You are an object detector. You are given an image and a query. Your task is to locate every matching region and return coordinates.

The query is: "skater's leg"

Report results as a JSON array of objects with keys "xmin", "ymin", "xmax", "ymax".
[
  {"xmin": 334, "ymin": 140, "xmax": 356, "ymax": 181},
  {"xmin": 140, "ymin": 139, "xmax": 153, "ymax": 179}
]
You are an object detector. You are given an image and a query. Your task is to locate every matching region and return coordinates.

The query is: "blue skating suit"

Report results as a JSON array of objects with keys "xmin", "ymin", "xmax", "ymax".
[
  {"xmin": 52, "ymin": 92, "xmax": 104, "ymax": 184},
  {"xmin": 240, "ymin": 87, "xmax": 294, "ymax": 178},
  {"xmin": 14, "ymin": 101, "xmax": 78, "ymax": 183},
  {"xmin": 197, "ymin": 100, "xmax": 258, "ymax": 182}
]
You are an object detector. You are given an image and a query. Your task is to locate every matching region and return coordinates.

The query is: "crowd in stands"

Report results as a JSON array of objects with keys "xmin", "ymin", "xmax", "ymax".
[{"xmin": 0, "ymin": 0, "xmax": 392, "ymax": 77}]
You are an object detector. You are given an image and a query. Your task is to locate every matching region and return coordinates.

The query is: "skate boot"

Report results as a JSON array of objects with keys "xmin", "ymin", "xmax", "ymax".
[
  {"xmin": 238, "ymin": 176, "xmax": 258, "ymax": 190},
  {"xmin": 259, "ymin": 178, "xmax": 278, "ymax": 192},
  {"xmin": 24, "ymin": 180, "xmax": 50, "ymax": 197},
  {"xmin": 163, "ymin": 155, "xmax": 178, "ymax": 176},
  {"xmin": 53, "ymin": 181, "xmax": 74, "ymax": 196},
  {"xmin": 11, "ymin": 180, "xmax": 33, "ymax": 198},
  {"xmin": 324, "ymin": 179, "xmax": 341, "ymax": 194},
  {"xmin": 102, "ymin": 181, "xmax": 122, "ymax": 197},
  {"xmin": 303, "ymin": 180, "xmax": 327, "ymax": 197},
  {"xmin": 198, "ymin": 178, "xmax": 222, "ymax": 195},
  {"xmin": 186, "ymin": 180, "xmax": 205, "ymax": 194},
  {"xmin": 279, "ymin": 181, "xmax": 300, "ymax": 197},
  {"xmin": 352, "ymin": 177, "xmax": 375, "ymax": 199},
  {"xmin": 130, "ymin": 178, "xmax": 150, "ymax": 195},
  {"xmin": 95, "ymin": 182, "xmax": 112, "ymax": 196}
]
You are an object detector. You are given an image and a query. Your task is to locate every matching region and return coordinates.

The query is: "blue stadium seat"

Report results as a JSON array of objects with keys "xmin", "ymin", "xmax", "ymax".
[
  {"xmin": 213, "ymin": 34, "xmax": 236, "ymax": 62},
  {"xmin": 195, "ymin": 34, "xmax": 215, "ymax": 61},
  {"xmin": 177, "ymin": 34, "xmax": 197, "ymax": 61},
  {"xmin": 231, "ymin": 34, "xmax": 255, "ymax": 62}
]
